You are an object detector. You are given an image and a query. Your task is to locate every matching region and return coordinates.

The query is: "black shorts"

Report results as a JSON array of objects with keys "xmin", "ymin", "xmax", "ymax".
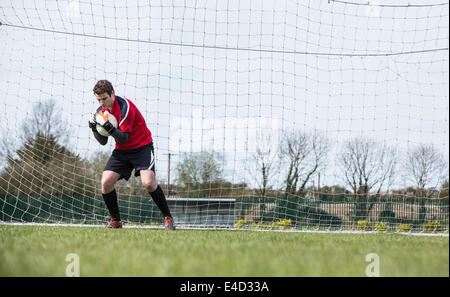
[{"xmin": 104, "ymin": 142, "xmax": 156, "ymax": 180}]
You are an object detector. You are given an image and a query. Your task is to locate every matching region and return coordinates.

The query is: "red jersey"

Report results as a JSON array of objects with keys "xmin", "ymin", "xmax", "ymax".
[{"xmin": 104, "ymin": 96, "xmax": 152, "ymax": 149}]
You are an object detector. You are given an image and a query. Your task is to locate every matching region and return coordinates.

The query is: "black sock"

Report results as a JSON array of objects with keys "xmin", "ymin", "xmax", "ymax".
[
  {"xmin": 149, "ymin": 185, "xmax": 172, "ymax": 218},
  {"xmin": 102, "ymin": 189, "xmax": 121, "ymax": 221}
]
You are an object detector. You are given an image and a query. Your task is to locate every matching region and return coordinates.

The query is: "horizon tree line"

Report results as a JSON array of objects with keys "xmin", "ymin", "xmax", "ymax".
[{"xmin": 0, "ymin": 99, "xmax": 448, "ymax": 204}]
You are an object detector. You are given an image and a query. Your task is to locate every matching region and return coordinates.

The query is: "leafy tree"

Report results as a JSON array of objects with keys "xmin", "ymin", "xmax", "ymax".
[
  {"xmin": 0, "ymin": 100, "xmax": 93, "ymax": 197},
  {"xmin": 175, "ymin": 151, "xmax": 224, "ymax": 197},
  {"xmin": 319, "ymin": 185, "xmax": 352, "ymax": 202},
  {"xmin": 0, "ymin": 133, "xmax": 93, "ymax": 197},
  {"xmin": 439, "ymin": 180, "xmax": 449, "ymax": 200}
]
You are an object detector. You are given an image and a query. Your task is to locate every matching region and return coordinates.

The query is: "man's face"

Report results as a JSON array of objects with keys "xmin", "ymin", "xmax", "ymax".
[{"xmin": 95, "ymin": 91, "xmax": 115, "ymax": 110}]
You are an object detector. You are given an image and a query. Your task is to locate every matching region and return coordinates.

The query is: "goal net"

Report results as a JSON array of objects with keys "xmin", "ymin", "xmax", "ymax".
[{"xmin": 0, "ymin": 0, "xmax": 448, "ymax": 232}]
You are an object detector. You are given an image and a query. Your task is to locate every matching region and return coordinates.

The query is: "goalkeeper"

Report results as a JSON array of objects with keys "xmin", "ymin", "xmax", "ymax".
[{"xmin": 89, "ymin": 80, "xmax": 175, "ymax": 230}]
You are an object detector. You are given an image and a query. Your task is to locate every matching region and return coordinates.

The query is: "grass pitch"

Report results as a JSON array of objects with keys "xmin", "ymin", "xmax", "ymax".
[{"xmin": 0, "ymin": 225, "xmax": 448, "ymax": 277}]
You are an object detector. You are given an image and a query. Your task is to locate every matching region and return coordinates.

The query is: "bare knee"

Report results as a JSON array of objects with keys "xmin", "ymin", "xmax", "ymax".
[
  {"xmin": 141, "ymin": 171, "xmax": 158, "ymax": 192},
  {"xmin": 142, "ymin": 179, "xmax": 158, "ymax": 192},
  {"xmin": 101, "ymin": 173, "xmax": 118, "ymax": 194}
]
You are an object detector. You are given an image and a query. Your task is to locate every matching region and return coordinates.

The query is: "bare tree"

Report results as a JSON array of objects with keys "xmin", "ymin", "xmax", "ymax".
[
  {"xmin": 14, "ymin": 100, "xmax": 70, "ymax": 164},
  {"xmin": 279, "ymin": 129, "xmax": 330, "ymax": 198},
  {"xmin": 403, "ymin": 143, "xmax": 447, "ymax": 196},
  {"xmin": 337, "ymin": 136, "xmax": 398, "ymax": 220},
  {"xmin": 21, "ymin": 99, "xmax": 69, "ymax": 145},
  {"xmin": 403, "ymin": 143, "xmax": 447, "ymax": 223},
  {"xmin": 307, "ymin": 130, "xmax": 330, "ymax": 193},
  {"xmin": 1, "ymin": 100, "xmax": 69, "ymax": 168},
  {"xmin": 248, "ymin": 132, "xmax": 278, "ymax": 197}
]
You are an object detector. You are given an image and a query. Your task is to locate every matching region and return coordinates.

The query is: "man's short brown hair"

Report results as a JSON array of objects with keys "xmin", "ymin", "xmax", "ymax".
[{"xmin": 93, "ymin": 80, "xmax": 114, "ymax": 96}]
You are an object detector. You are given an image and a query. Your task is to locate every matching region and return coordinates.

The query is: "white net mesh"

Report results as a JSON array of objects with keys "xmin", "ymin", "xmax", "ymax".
[{"xmin": 0, "ymin": 0, "xmax": 448, "ymax": 232}]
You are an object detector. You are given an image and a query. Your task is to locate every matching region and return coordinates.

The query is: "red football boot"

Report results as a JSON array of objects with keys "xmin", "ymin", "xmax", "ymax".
[
  {"xmin": 164, "ymin": 216, "xmax": 176, "ymax": 230},
  {"xmin": 105, "ymin": 218, "xmax": 123, "ymax": 228}
]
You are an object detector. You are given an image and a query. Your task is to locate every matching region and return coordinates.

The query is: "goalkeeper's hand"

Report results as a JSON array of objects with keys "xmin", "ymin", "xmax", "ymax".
[
  {"xmin": 102, "ymin": 121, "xmax": 116, "ymax": 134},
  {"xmin": 89, "ymin": 113, "xmax": 97, "ymax": 132},
  {"xmin": 97, "ymin": 110, "xmax": 116, "ymax": 134}
]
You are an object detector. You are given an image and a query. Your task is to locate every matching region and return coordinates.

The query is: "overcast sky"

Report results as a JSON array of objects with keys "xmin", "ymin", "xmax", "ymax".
[{"xmin": 0, "ymin": 0, "xmax": 448, "ymax": 189}]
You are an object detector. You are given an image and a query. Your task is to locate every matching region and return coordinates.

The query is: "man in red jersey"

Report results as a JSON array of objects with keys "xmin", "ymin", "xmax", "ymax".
[{"xmin": 89, "ymin": 80, "xmax": 175, "ymax": 230}]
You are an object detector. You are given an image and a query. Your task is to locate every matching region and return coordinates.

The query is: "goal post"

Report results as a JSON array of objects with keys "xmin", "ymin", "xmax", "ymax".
[{"xmin": 0, "ymin": 0, "xmax": 448, "ymax": 232}]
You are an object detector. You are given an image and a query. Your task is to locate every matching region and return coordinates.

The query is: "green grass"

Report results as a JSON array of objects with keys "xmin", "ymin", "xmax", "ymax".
[{"xmin": 0, "ymin": 225, "xmax": 448, "ymax": 277}]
